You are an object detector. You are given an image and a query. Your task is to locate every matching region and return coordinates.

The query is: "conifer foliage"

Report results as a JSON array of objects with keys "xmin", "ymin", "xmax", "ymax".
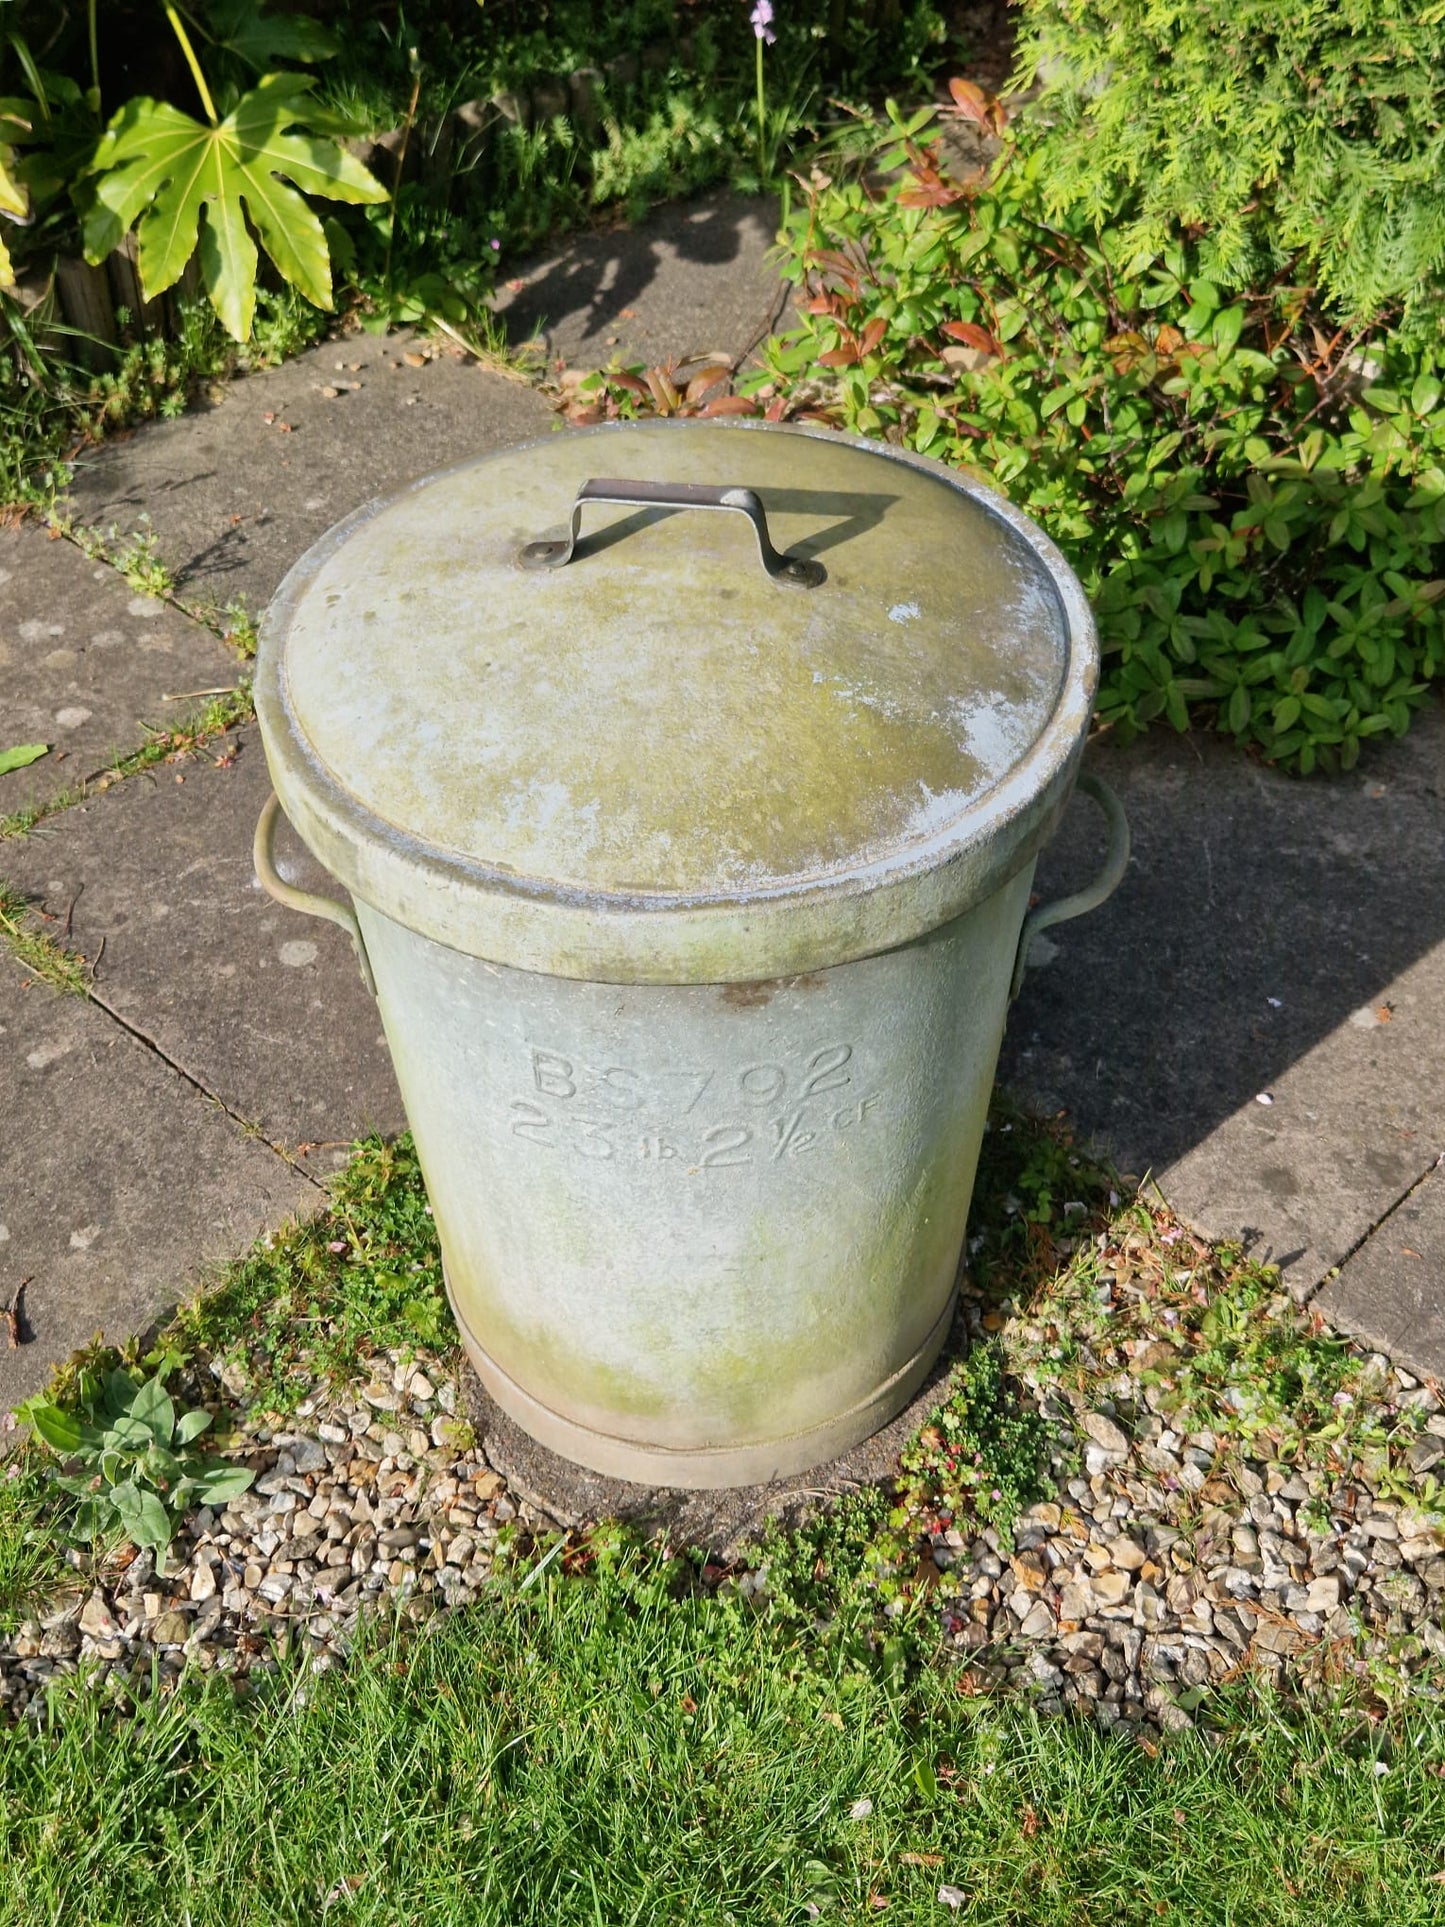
[{"xmin": 1013, "ymin": 0, "xmax": 1445, "ymax": 340}]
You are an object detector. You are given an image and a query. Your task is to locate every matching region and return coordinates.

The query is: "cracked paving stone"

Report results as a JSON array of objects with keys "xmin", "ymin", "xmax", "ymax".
[{"xmin": 0, "ymin": 956, "xmax": 313, "ymax": 1407}]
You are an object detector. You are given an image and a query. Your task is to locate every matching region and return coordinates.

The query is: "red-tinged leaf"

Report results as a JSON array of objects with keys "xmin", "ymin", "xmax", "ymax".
[
  {"xmin": 804, "ymin": 294, "xmax": 838, "ymax": 315},
  {"xmin": 941, "ymin": 319, "xmax": 1001, "ymax": 355},
  {"xmin": 685, "ymin": 366, "xmax": 729, "ymax": 404},
  {"xmin": 899, "ymin": 183, "xmax": 966, "ymax": 208},
  {"xmin": 817, "ymin": 344, "xmax": 861, "ymax": 367},
  {"xmin": 609, "ymin": 370, "xmax": 650, "ymax": 400},
  {"xmin": 859, "ymin": 317, "xmax": 887, "ymax": 357},
  {"xmin": 795, "ymin": 408, "xmax": 842, "ymax": 426},
  {"xmin": 806, "ymin": 248, "xmax": 860, "ymax": 287},
  {"xmin": 646, "ymin": 367, "xmax": 680, "ymax": 414},
  {"xmin": 1103, "ymin": 330, "xmax": 1149, "ymax": 373},
  {"xmin": 698, "ymin": 394, "xmax": 759, "ymax": 417},
  {"xmin": 764, "ymin": 396, "xmax": 790, "ymax": 421},
  {"xmin": 565, "ymin": 406, "xmax": 604, "ymax": 426},
  {"xmin": 948, "ymin": 77, "xmax": 990, "ymax": 124},
  {"xmin": 1155, "ymin": 324, "xmax": 1185, "ymax": 356}
]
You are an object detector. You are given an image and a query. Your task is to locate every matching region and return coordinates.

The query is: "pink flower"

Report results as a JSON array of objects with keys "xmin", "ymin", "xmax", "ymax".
[{"xmin": 750, "ymin": 0, "xmax": 776, "ymax": 43}]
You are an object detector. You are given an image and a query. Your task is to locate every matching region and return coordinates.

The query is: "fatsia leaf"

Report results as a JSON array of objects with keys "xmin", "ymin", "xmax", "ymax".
[
  {"xmin": 84, "ymin": 74, "xmax": 387, "ymax": 340},
  {"xmin": 205, "ymin": 0, "xmax": 340, "ymax": 69},
  {"xmin": 0, "ymin": 141, "xmax": 28, "ymax": 223}
]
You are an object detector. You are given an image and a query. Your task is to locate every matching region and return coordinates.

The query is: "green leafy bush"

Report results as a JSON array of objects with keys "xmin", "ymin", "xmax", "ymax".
[
  {"xmin": 84, "ymin": 70, "xmax": 388, "ymax": 342},
  {"xmin": 1012, "ymin": 0, "xmax": 1445, "ymax": 342},
  {"xmin": 20, "ymin": 1365, "xmax": 253, "ymax": 1571},
  {"xmin": 750, "ymin": 112, "xmax": 1445, "ymax": 771}
]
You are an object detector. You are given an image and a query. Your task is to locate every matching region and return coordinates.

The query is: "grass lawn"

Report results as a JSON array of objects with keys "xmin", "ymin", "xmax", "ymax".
[{"xmin": 2, "ymin": 1555, "xmax": 1443, "ymax": 1926}]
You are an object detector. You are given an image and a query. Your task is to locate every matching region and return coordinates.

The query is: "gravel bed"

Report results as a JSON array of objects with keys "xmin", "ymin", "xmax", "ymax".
[
  {"xmin": 0, "ymin": 1354, "xmax": 537, "ymax": 1725},
  {"xmin": 926, "ymin": 1414, "xmax": 1445, "ymax": 1735},
  {"xmin": 910, "ymin": 1274, "xmax": 1445, "ymax": 1736},
  {"xmin": 3, "ymin": 1327, "xmax": 1443, "ymax": 1737}
]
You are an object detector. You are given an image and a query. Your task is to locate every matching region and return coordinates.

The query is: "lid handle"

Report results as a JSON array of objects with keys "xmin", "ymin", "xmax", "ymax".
[{"xmin": 519, "ymin": 478, "xmax": 825, "ymax": 587}]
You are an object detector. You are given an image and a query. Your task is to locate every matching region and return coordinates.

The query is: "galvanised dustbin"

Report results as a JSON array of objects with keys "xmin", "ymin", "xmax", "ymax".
[{"xmin": 253, "ymin": 419, "xmax": 1127, "ymax": 1487}]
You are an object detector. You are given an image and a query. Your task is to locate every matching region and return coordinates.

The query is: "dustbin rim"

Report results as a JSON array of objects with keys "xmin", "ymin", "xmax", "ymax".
[{"xmin": 254, "ymin": 417, "xmax": 1098, "ymax": 986}]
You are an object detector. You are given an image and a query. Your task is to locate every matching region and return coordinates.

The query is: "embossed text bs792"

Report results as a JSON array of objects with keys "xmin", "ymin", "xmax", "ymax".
[{"xmin": 508, "ymin": 1041, "xmax": 885, "ymax": 1169}]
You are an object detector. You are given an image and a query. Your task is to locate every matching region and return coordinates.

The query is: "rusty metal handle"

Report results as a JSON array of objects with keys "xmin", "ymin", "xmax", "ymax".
[
  {"xmin": 253, "ymin": 791, "xmax": 376, "ymax": 998},
  {"xmin": 1009, "ymin": 773, "xmax": 1130, "ymax": 1001},
  {"xmin": 519, "ymin": 477, "xmax": 825, "ymax": 587}
]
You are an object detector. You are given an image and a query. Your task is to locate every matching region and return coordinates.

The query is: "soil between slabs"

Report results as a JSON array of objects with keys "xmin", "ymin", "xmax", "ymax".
[{"xmin": 4, "ymin": 1295, "xmax": 1443, "ymax": 1740}]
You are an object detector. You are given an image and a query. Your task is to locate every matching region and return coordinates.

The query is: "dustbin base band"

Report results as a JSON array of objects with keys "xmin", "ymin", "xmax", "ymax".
[{"xmin": 448, "ymin": 1274, "xmax": 958, "ymax": 1490}]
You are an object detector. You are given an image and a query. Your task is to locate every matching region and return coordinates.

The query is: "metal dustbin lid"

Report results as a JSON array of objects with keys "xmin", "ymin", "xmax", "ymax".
[{"xmin": 255, "ymin": 418, "xmax": 1097, "ymax": 984}]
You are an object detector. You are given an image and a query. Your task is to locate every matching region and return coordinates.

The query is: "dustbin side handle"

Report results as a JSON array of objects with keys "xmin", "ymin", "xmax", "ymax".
[
  {"xmin": 253, "ymin": 791, "xmax": 376, "ymax": 998},
  {"xmin": 1009, "ymin": 772, "xmax": 1130, "ymax": 1001},
  {"xmin": 519, "ymin": 478, "xmax": 825, "ymax": 587}
]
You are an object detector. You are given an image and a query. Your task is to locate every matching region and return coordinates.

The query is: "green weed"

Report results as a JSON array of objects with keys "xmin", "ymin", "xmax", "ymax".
[
  {"xmin": 99, "ymin": 515, "xmax": 175, "ymax": 600},
  {"xmin": 168, "ymin": 1134, "xmax": 448, "ymax": 1415},
  {"xmin": 0, "ymin": 1442, "xmax": 73, "ymax": 1637},
  {"xmin": 0, "ymin": 685, "xmax": 253, "ymax": 842},
  {"xmin": 19, "ymin": 1365, "xmax": 254, "ymax": 1575},
  {"xmin": 0, "ymin": 880, "xmax": 90, "ymax": 994}
]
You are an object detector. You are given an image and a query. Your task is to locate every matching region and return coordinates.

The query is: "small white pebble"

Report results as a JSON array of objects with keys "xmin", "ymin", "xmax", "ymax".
[{"xmin": 1255, "ymin": 1092, "xmax": 1274, "ymax": 1106}]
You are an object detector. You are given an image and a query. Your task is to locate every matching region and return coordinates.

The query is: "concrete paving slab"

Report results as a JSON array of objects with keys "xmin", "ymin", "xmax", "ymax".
[
  {"xmin": 0, "ymin": 521, "xmax": 240, "ymax": 817},
  {"xmin": 0, "ymin": 959, "xmax": 314, "ymax": 1409},
  {"xmin": 5, "ymin": 727, "xmax": 403, "ymax": 1163},
  {"xmin": 1158, "ymin": 942, "xmax": 1444, "ymax": 1300},
  {"xmin": 998, "ymin": 699, "xmax": 1445, "ymax": 1303},
  {"xmin": 1315, "ymin": 1159, "xmax": 1445, "ymax": 1384},
  {"xmin": 62, "ymin": 337, "xmax": 555, "ymax": 619},
  {"xmin": 494, "ymin": 189, "xmax": 786, "ymax": 370}
]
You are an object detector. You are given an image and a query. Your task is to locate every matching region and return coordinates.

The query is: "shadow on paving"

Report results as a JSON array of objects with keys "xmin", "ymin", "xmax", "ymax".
[
  {"xmin": 493, "ymin": 190, "xmax": 786, "ymax": 370},
  {"xmin": 998, "ymin": 700, "xmax": 1445, "ymax": 1294}
]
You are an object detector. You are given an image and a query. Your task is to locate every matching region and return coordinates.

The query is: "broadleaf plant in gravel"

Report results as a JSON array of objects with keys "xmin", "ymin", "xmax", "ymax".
[{"xmin": 19, "ymin": 1365, "xmax": 254, "ymax": 1574}]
